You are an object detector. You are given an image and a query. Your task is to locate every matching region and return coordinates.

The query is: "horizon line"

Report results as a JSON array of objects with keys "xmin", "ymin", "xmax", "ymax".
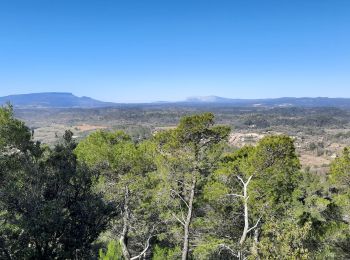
[{"xmin": 1, "ymin": 91, "xmax": 350, "ymax": 104}]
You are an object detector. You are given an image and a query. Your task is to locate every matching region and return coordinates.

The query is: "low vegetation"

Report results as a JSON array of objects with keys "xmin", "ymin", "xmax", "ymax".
[{"xmin": 1, "ymin": 104, "xmax": 349, "ymax": 259}]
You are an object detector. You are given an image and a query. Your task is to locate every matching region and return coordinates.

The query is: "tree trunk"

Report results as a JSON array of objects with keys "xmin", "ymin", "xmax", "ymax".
[
  {"xmin": 181, "ymin": 175, "xmax": 196, "ymax": 260},
  {"xmin": 120, "ymin": 186, "xmax": 131, "ymax": 260},
  {"xmin": 239, "ymin": 183, "xmax": 249, "ymax": 246},
  {"xmin": 250, "ymin": 228, "xmax": 260, "ymax": 257},
  {"xmin": 238, "ymin": 175, "xmax": 252, "ymax": 260}
]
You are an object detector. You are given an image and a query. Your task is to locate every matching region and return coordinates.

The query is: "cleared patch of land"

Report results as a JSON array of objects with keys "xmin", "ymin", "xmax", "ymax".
[{"xmin": 74, "ymin": 124, "xmax": 107, "ymax": 131}]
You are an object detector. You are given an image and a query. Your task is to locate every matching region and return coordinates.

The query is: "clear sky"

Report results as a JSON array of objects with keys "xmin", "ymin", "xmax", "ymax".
[{"xmin": 1, "ymin": 0, "xmax": 350, "ymax": 102}]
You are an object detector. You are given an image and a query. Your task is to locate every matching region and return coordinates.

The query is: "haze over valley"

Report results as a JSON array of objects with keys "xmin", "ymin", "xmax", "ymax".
[{"xmin": 3, "ymin": 91, "xmax": 349, "ymax": 176}]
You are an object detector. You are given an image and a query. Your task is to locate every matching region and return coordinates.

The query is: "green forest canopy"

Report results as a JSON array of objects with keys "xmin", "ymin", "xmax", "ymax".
[{"xmin": 0, "ymin": 105, "xmax": 349, "ymax": 259}]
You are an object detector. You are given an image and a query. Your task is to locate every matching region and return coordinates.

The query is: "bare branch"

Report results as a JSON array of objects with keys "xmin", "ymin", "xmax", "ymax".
[
  {"xmin": 171, "ymin": 212, "xmax": 185, "ymax": 226},
  {"xmin": 130, "ymin": 234, "xmax": 155, "ymax": 260},
  {"xmin": 237, "ymin": 175, "xmax": 253, "ymax": 187},
  {"xmin": 246, "ymin": 175, "xmax": 253, "ymax": 186},
  {"xmin": 247, "ymin": 217, "xmax": 261, "ymax": 234},
  {"xmin": 236, "ymin": 175, "xmax": 245, "ymax": 186},
  {"xmin": 170, "ymin": 189, "xmax": 190, "ymax": 209}
]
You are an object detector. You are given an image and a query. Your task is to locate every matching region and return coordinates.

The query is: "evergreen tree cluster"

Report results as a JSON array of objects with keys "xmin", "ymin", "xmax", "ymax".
[{"xmin": 0, "ymin": 105, "xmax": 349, "ymax": 259}]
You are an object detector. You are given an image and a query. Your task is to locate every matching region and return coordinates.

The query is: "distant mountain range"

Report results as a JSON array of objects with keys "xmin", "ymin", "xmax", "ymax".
[
  {"xmin": 0, "ymin": 92, "xmax": 116, "ymax": 108},
  {"xmin": 184, "ymin": 95, "xmax": 350, "ymax": 108},
  {"xmin": 1, "ymin": 93, "xmax": 350, "ymax": 108}
]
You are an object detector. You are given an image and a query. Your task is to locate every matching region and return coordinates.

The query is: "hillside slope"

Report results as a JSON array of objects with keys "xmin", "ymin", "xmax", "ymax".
[{"xmin": 0, "ymin": 92, "xmax": 117, "ymax": 108}]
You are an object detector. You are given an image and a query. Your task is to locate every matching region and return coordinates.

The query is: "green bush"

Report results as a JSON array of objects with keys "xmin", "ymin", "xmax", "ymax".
[{"xmin": 99, "ymin": 240, "xmax": 123, "ymax": 260}]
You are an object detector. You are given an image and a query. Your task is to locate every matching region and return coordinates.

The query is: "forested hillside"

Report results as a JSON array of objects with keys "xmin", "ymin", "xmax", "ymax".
[{"xmin": 1, "ymin": 104, "xmax": 349, "ymax": 259}]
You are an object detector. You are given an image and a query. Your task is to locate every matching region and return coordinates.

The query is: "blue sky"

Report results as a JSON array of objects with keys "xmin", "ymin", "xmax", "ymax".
[{"xmin": 0, "ymin": 0, "xmax": 349, "ymax": 102}]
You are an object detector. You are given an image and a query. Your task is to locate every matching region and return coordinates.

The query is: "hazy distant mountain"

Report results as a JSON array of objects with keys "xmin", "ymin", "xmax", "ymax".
[
  {"xmin": 185, "ymin": 96, "xmax": 233, "ymax": 103},
  {"xmin": 1, "ymin": 93, "xmax": 350, "ymax": 108},
  {"xmin": 184, "ymin": 96, "xmax": 350, "ymax": 108},
  {"xmin": 0, "ymin": 92, "xmax": 118, "ymax": 108}
]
